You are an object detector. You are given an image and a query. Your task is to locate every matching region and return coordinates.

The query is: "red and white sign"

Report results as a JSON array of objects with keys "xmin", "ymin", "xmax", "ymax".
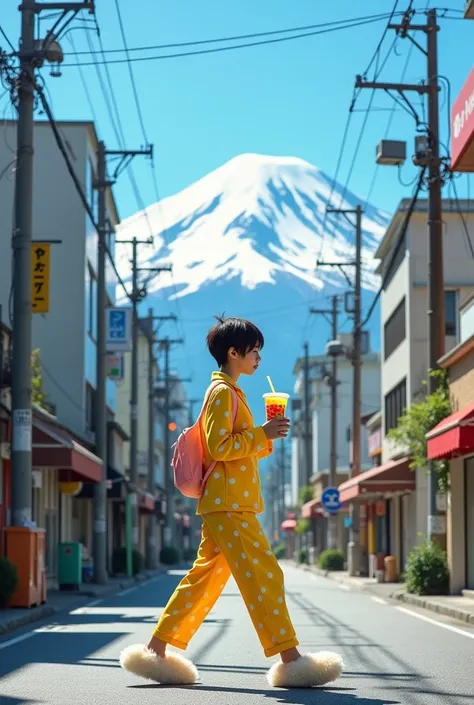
[
  {"xmin": 368, "ymin": 429, "xmax": 382, "ymax": 457},
  {"xmin": 451, "ymin": 66, "xmax": 474, "ymax": 172}
]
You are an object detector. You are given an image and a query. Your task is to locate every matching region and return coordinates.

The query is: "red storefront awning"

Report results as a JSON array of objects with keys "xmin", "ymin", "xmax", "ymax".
[
  {"xmin": 139, "ymin": 492, "xmax": 155, "ymax": 513},
  {"xmin": 301, "ymin": 498, "xmax": 320, "ymax": 519},
  {"xmin": 426, "ymin": 404, "xmax": 474, "ymax": 461},
  {"xmin": 451, "ymin": 65, "xmax": 474, "ymax": 172},
  {"xmin": 338, "ymin": 458, "xmax": 414, "ymax": 503},
  {"xmin": 281, "ymin": 519, "xmax": 297, "ymax": 532},
  {"xmin": 33, "ymin": 417, "xmax": 102, "ymax": 483}
]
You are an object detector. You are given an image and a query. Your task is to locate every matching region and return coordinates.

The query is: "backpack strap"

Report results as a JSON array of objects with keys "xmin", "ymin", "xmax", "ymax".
[{"xmin": 201, "ymin": 384, "xmax": 239, "ymax": 487}]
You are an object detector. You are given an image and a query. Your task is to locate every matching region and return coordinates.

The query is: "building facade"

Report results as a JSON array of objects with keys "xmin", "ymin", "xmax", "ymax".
[{"xmin": 339, "ymin": 198, "xmax": 474, "ymax": 578}]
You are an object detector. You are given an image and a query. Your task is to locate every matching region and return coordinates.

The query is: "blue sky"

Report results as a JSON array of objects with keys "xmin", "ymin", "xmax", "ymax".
[{"xmin": 1, "ymin": 1, "xmax": 472, "ymax": 222}]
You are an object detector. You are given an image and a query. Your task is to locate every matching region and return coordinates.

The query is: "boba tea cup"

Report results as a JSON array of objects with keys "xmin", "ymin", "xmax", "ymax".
[{"xmin": 263, "ymin": 392, "xmax": 290, "ymax": 421}]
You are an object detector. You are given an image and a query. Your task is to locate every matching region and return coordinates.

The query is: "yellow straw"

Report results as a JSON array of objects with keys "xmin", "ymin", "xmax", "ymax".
[{"xmin": 266, "ymin": 375, "xmax": 276, "ymax": 394}]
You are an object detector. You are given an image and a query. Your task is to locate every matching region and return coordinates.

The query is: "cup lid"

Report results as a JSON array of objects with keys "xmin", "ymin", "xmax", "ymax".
[{"xmin": 262, "ymin": 392, "xmax": 290, "ymax": 400}]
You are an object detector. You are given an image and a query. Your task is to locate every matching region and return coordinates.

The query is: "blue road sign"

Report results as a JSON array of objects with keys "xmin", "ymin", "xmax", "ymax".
[
  {"xmin": 321, "ymin": 486, "xmax": 341, "ymax": 514},
  {"xmin": 106, "ymin": 307, "xmax": 132, "ymax": 352}
]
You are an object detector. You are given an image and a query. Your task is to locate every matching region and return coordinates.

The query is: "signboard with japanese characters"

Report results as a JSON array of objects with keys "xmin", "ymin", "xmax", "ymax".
[{"xmin": 31, "ymin": 243, "xmax": 50, "ymax": 313}]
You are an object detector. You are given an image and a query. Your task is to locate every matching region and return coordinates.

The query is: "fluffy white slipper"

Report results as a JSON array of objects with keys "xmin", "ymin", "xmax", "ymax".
[
  {"xmin": 267, "ymin": 651, "xmax": 343, "ymax": 688},
  {"xmin": 120, "ymin": 643, "xmax": 198, "ymax": 684}
]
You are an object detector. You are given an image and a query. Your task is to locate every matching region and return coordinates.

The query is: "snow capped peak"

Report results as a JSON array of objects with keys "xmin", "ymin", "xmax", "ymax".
[{"xmin": 116, "ymin": 153, "xmax": 389, "ymax": 300}]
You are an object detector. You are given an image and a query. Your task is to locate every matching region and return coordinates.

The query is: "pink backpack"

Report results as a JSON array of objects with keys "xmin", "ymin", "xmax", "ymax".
[{"xmin": 172, "ymin": 382, "xmax": 239, "ymax": 498}]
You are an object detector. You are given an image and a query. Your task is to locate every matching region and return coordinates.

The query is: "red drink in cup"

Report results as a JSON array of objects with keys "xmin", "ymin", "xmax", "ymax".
[{"xmin": 263, "ymin": 392, "xmax": 290, "ymax": 421}]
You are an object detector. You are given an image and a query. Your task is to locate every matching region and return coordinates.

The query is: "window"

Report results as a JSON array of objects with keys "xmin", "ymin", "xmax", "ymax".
[
  {"xmin": 384, "ymin": 231, "xmax": 406, "ymax": 289},
  {"xmin": 86, "ymin": 384, "xmax": 96, "ymax": 432},
  {"xmin": 384, "ymin": 298, "xmax": 406, "ymax": 361},
  {"xmin": 445, "ymin": 290, "xmax": 457, "ymax": 337},
  {"xmin": 86, "ymin": 265, "xmax": 98, "ymax": 340},
  {"xmin": 384, "ymin": 378, "xmax": 407, "ymax": 433}
]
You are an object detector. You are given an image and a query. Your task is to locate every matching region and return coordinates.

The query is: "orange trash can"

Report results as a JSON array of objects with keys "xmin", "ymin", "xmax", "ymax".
[
  {"xmin": 384, "ymin": 555, "xmax": 397, "ymax": 583},
  {"xmin": 6, "ymin": 527, "xmax": 47, "ymax": 607}
]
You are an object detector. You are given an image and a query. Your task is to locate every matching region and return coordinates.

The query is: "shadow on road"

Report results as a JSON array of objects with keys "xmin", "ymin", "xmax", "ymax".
[{"xmin": 128, "ymin": 682, "xmax": 400, "ymax": 705}]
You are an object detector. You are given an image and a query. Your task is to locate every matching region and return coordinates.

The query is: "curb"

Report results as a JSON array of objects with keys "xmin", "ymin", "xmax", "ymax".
[
  {"xmin": 0, "ymin": 567, "xmax": 166, "ymax": 636},
  {"xmin": 391, "ymin": 591, "xmax": 474, "ymax": 625}
]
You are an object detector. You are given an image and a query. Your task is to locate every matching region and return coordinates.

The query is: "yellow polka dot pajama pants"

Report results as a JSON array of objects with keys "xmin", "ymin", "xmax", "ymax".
[{"xmin": 153, "ymin": 512, "xmax": 299, "ymax": 657}]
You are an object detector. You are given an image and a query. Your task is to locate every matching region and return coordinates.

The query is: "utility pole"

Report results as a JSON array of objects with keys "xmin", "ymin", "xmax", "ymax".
[
  {"xmin": 187, "ymin": 399, "xmax": 200, "ymax": 427},
  {"xmin": 144, "ymin": 312, "xmax": 176, "ymax": 570},
  {"xmin": 311, "ymin": 295, "xmax": 339, "ymax": 550},
  {"xmin": 302, "ymin": 342, "xmax": 312, "ymax": 487},
  {"xmin": 324, "ymin": 205, "xmax": 363, "ymax": 574},
  {"xmin": 146, "ymin": 308, "xmax": 157, "ymax": 570},
  {"xmin": 10, "ymin": 0, "xmax": 35, "ymax": 527},
  {"xmin": 355, "ymin": 8, "xmax": 445, "ymax": 542},
  {"xmin": 158, "ymin": 338, "xmax": 184, "ymax": 546},
  {"xmin": 94, "ymin": 144, "xmax": 152, "ymax": 582}
]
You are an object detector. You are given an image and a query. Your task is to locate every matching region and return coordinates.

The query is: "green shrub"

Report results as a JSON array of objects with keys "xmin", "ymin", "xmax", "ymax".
[
  {"xmin": 112, "ymin": 547, "xmax": 144, "ymax": 576},
  {"xmin": 183, "ymin": 547, "xmax": 197, "ymax": 562},
  {"xmin": 160, "ymin": 546, "xmax": 181, "ymax": 565},
  {"xmin": 319, "ymin": 549, "xmax": 344, "ymax": 571},
  {"xmin": 405, "ymin": 541, "xmax": 449, "ymax": 596},
  {"xmin": 0, "ymin": 557, "xmax": 19, "ymax": 606},
  {"xmin": 298, "ymin": 547, "xmax": 309, "ymax": 564},
  {"xmin": 273, "ymin": 543, "xmax": 287, "ymax": 559}
]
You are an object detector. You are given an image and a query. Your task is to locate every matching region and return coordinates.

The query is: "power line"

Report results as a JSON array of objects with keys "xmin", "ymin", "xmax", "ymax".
[
  {"xmin": 363, "ymin": 166, "xmax": 426, "ymax": 326},
  {"xmin": 113, "ymin": 0, "xmax": 148, "ymax": 144},
  {"xmin": 35, "ymin": 81, "xmax": 135, "ymax": 307},
  {"xmin": 0, "ymin": 26, "xmax": 15, "ymax": 53},
  {"xmin": 61, "ymin": 14, "xmax": 404, "ymax": 67},
  {"xmin": 62, "ymin": 12, "xmax": 404, "ymax": 56}
]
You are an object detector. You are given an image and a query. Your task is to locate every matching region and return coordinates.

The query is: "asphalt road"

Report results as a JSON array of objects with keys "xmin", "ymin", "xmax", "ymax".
[{"xmin": 1, "ymin": 562, "xmax": 474, "ymax": 705}]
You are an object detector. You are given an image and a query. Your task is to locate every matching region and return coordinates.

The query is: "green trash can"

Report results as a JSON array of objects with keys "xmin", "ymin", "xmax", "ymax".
[{"xmin": 58, "ymin": 542, "xmax": 82, "ymax": 590}]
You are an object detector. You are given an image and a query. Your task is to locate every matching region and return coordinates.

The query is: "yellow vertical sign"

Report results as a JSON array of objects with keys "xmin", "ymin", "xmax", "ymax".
[{"xmin": 31, "ymin": 243, "xmax": 51, "ymax": 313}]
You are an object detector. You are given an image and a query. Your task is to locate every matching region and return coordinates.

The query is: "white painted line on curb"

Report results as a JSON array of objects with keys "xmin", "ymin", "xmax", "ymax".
[
  {"xmin": 0, "ymin": 632, "xmax": 35, "ymax": 651},
  {"xmin": 396, "ymin": 606, "xmax": 474, "ymax": 639},
  {"xmin": 371, "ymin": 596, "xmax": 387, "ymax": 605},
  {"xmin": 117, "ymin": 586, "xmax": 137, "ymax": 597}
]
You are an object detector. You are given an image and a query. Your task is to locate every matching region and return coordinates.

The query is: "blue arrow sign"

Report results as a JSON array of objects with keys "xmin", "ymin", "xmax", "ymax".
[{"xmin": 321, "ymin": 486, "xmax": 341, "ymax": 514}]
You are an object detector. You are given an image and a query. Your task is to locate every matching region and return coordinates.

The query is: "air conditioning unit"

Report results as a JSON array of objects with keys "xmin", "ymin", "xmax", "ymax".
[
  {"xmin": 376, "ymin": 140, "xmax": 406, "ymax": 166},
  {"xmin": 465, "ymin": 0, "xmax": 474, "ymax": 19}
]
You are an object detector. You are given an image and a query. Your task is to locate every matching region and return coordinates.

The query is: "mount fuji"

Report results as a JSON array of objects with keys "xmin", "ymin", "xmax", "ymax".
[{"xmin": 116, "ymin": 154, "xmax": 389, "ymax": 419}]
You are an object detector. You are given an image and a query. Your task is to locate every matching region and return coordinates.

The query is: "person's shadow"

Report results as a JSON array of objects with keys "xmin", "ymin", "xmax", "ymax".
[{"xmin": 128, "ymin": 681, "xmax": 399, "ymax": 705}]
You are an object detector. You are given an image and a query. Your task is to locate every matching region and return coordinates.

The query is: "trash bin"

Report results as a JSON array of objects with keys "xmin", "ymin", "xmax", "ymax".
[
  {"xmin": 58, "ymin": 542, "xmax": 82, "ymax": 590},
  {"xmin": 6, "ymin": 526, "xmax": 47, "ymax": 607},
  {"xmin": 384, "ymin": 555, "xmax": 397, "ymax": 583}
]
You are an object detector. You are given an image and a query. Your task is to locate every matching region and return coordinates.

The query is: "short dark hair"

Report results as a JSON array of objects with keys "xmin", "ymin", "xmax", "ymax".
[{"xmin": 206, "ymin": 315, "xmax": 264, "ymax": 367}]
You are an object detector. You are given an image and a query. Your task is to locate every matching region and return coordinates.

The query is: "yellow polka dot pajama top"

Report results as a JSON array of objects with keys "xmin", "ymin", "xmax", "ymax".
[{"xmin": 153, "ymin": 371, "xmax": 300, "ymax": 657}]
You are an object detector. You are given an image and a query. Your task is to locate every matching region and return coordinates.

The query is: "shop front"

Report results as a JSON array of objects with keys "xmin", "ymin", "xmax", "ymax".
[
  {"xmin": 31, "ymin": 406, "xmax": 102, "ymax": 582},
  {"xmin": 338, "ymin": 458, "xmax": 416, "ymax": 578},
  {"xmin": 426, "ymin": 302, "xmax": 474, "ymax": 592}
]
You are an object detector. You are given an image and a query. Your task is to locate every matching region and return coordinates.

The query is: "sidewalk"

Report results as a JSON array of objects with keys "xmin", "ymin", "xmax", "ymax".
[
  {"xmin": 0, "ymin": 567, "xmax": 165, "ymax": 636},
  {"xmin": 296, "ymin": 562, "xmax": 474, "ymax": 625}
]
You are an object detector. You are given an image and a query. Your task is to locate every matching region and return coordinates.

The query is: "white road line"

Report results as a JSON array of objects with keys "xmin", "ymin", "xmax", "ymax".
[
  {"xmin": 338, "ymin": 584, "xmax": 351, "ymax": 591},
  {"xmin": 396, "ymin": 606, "xmax": 474, "ymax": 639},
  {"xmin": 86, "ymin": 599, "xmax": 103, "ymax": 607},
  {"xmin": 0, "ymin": 632, "xmax": 35, "ymax": 651},
  {"xmin": 117, "ymin": 586, "xmax": 137, "ymax": 597},
  {"xmin": 371, "ymin": 596, "xmax": 387, "ymax": 605}
]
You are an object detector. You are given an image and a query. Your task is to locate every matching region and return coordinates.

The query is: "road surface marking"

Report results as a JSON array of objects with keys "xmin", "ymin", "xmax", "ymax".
[
  {"xmin": 338, "ymin": 584, "xmax": 350, "ymax": 591},
  {"xmin": 0, "ymin": 632, "xmax": 35, "ymax": 650},
  {"xmin": 396, "ymin": 606, "xmax": 474, "ymax": 639},
  {"xmin": 371, "ymin": 596, "xmax": 387, "ymax": 605},
  {"xmin": 86, "ymin": 599, "xmax": 103, "ymax": 607},
  {"xmin": 117, "ymin": 586, "xmax": 138, "ymax": 597}
]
